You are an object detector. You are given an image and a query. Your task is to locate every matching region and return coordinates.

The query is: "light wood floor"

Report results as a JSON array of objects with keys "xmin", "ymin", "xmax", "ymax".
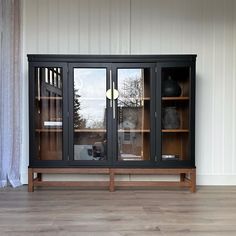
[{"xmin": 1, "ymin": 186, "xmax": 236, "ymax": 236}]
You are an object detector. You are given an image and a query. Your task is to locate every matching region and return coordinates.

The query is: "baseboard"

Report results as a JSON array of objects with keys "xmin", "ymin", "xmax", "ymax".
[
  {"xmin": 21, "ymin": 171, "xmax": 28, "ymax": 185},
  {"xmin": 21, "ymin": 171, "xmax": 236, "ymax": 186},
  {"xmin": 197, "ymin": 174, "xmax": 236, "ymax": 185}
]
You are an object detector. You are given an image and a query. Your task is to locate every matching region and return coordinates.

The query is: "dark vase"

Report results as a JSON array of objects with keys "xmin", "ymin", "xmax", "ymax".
[
  {"xmin": 162, "ymin": 107, "xmax": 180, "ymax": 129},
  {"xmin": 162, "ymin": 76, "xmax": 182, "ymax": 97}
]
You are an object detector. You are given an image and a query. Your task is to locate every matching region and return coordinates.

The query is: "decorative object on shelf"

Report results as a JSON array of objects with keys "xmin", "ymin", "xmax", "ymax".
[
  {"xmin": 162, "ymin": 154, "xmax": 179, "ymax": 160},
  {"xmin": 44, "ymin": 121, "xmax": 62, "ymax": 127},
  {"xmin": 162, "ymin": 106, "xmax": 180, "ymax": 129},
  {"xmin": 162, "ymin": 76, "xmax": 182, "ymax": 97}
]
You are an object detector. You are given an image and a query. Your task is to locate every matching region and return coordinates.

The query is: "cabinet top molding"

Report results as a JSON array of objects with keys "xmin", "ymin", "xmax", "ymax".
[{"xmin": 28, "ymin": 54, "xmax": 197, "ymax": 63}]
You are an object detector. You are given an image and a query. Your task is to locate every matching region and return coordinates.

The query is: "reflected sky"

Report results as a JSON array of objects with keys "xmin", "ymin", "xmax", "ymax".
[
  {"xmin": 73, "ymin": 68, "xmax": 144, "ymax": 129},
  {"xmin": 118, "ymin": 69, "xmax": 143, "ymax": 88},
  {"xmin": 74, "ymin": 68, "xmax": 106, "ymax": 98},
  {"xmin": 74, "ymin": 68, "xmax": 106, "ymax": 128}
]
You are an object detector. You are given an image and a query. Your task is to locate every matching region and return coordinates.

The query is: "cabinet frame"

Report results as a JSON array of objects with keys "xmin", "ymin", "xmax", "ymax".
[
  {"xmin": 111, "ymin": 63, "xmax": 156, "ymax": 167},
  {"xmin": 156, "ymin": 61, "xmax": 196, "ymax": 168},
  {"xmin": 29, "ymin": 62, "xmax": 69, "ymax": 167},
  {"xmin": 68, "ymin": 63, "xmax": 113, "ymax": 167},
  {"xmin": 28, "ymin": 54, "xmax": 196, "ymax": 191}
]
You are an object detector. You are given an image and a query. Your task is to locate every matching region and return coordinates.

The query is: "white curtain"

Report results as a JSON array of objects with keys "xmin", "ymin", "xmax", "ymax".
[{"xmin": 0, "ymin": 0, "xmax": 22, "ymax": 187}]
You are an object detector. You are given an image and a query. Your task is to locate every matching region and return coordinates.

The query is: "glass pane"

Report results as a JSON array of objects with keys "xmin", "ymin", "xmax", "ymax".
[
  {"xmin": 74, "ymin": 68, "xmax": 107, "ymax": 160},
  {"xmin": 117, "ymin": 68, "xmax": 150, "ymax": 161},
  {"xmin": 161, "ymin": 67, "xmax": 190, "ymax": 161},
  {"xmin": 34, "ymin": 67, "xmax": 63, "ymax": 160}
]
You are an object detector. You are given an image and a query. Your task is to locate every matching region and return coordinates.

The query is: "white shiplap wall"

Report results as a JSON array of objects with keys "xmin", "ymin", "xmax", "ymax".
[{"xmin": 21, "ymin": 0, "xmax": 236, "ymax": 185}]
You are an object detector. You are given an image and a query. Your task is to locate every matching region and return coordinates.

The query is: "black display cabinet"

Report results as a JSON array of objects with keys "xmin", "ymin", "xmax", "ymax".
[{"xmin": 28, "ymin": 55, "xmax": 196, "ymax": 192}]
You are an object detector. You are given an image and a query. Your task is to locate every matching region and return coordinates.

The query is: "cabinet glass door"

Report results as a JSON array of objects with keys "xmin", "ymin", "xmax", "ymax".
[
  {"xmin": 160, "ymin": 65, "xmax": 192, "ymax": 163},
  {"xmin": 114, "ymin": 65, "xmax": 154, "ymax": 163},
  {"xmin": 72, "ymin": 67, "xmax": 109, "ymax": 161},
  {"xmin": 33, "ymin": 67, "xmax": 64, "ymax": 161}
]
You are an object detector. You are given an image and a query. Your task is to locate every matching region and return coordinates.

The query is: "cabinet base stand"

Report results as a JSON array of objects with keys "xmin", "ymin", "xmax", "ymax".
[{"xmin": 28, "ymin": 168, "xmax": 196, "ymax": 193}]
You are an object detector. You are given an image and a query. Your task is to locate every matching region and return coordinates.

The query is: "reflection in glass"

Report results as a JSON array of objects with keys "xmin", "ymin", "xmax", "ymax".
[
  {"xmin": 117, "ymin": 68, "xmax": 150, "ymax": 161},
  {"xmin": 118, "ymin": 132, "xmax": 150, "ymax": 161},
  {"xmin": 74, "ymin": 132, "xmax": 107, "ymax": 161},
  {"xmin": 73, "ymin": 68, "xmax": 107, "ymax": 160},
  {"xmin": 74, "ymin": 68, "xmax": 106, "ymax": 129},
  {"xmin": 34, "ymin": 67, "xmax": 63, "ymax": 161}
]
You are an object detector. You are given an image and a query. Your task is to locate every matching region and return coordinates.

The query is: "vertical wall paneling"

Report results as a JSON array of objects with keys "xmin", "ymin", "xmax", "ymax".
[
  {"xmin": 68, "ymin": 0, "xmax": 80, "ymax": 53},
  {"xmin": 38, "ymin": 0, "xmax": 49, "ymax": 53},
  {"xmin": 120, "ymin": 0, "xmax": 131, "ymax": 54},
  {"xmin": 89, "ymin": 0, "xmax": 101, "ymax": 53},
  {"xmin": 110, "ymin": 0, "xmax": 119, "ymax": 53},
  {"xmin": 158, "ymin": 0, "xmax": 174, "ymax": 53},
  {"xmin": 133, "ymin": 0, "xmax": 152, "ymax": 53},
  {"xmin": 223, "ymin": 0, "xmax": 234, "ymax": 174},
  {"xmin": 212, "ymin": 0, "xmax": 225, "ymax": 174},
  {"xmin": 190, "ymin": 0, "xmax": 205, "ymax": 174},
  {"xmin": 99, "ymin": 0, "xmax": 110, "ymax": 54},
  {"xmin": 199, "ymin": 0, "xmax": 214, "ymax": 175},
  {"xmin": 168, "ymin": 0, "xmax": 184, "ymax": 54},
  {"xmin": 232, "ymin": 0, "xmax": 236, "ymax": 174},
  {"xmin": 110, "ymin": 0, "xmax": 130, "ymax": 54},
  {"xmin": 48, "ymin": 0, "xmax": 59, "ymax": 53},
  {"xmin": 181, "ymin": 0, "xmax": 194, "ymax": 53},
  {"xmin": 79, "ymin": 0, "xmax": 90, "ymax": 53},
  {"xmin": 24, "ymin": 0, "xmax": 38, "ymax": 53},
  {"xmin": 22, "ymin": 0, "xmax": 236, "ymax": 184},
  {"xmin": 58, "ymin": 0, "xmax": 69, "ymax": 53}
]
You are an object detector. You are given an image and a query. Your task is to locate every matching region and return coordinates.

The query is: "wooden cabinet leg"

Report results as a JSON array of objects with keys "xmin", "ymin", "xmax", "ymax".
[
  {"xmin": 180, "ymin": 173, "xmax": 186, "ymax": 182},
  {"xmin": 109, "ymin": 170, "xmax": 115, "ymax": 192},
  {"xmin": 28, "ymin": 168, "xmax": 34, "ymax": 192},
  {"xmin": 190, "ymin": 169, "xmax": 196, "ymax": 193},
  {"xmin": 37, "ymin": 173, "xmax": 42, "ymax": 181}
]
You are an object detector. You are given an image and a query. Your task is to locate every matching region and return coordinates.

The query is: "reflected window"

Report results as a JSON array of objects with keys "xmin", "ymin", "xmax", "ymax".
[{"xmin": 73, "ymin": 68, "xmax": 107, "ymax": 161}]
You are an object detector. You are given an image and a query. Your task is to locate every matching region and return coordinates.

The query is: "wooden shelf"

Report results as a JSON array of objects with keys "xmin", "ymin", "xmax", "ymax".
[
  {"xmin": 118, "ymin": 129, "xmax": 150, "ymax": 133},
  {"xmin": 119, "ymin": 97, "xmax": 150, "ymax": 100},
  {"xmin": 35, "ymin": 129, "xmax": 151, "ymax": 133},
  {"xmin": 162, "ymin": 97, "xmax": 189, "ymax": 101},
  {"xmin": 36, "ymin": 129, "xmax": 62, "ymax": 132},
  {"xmin": 35, "ymin": 97, "xmax": 62, "ymax": 100},
  {"xmin": 162, "ymin": 129, "xmax": 189, "ymax": 133},
  {"xmin": 74, "ymin": 129, "xmax": 106, "ymax": 133}
]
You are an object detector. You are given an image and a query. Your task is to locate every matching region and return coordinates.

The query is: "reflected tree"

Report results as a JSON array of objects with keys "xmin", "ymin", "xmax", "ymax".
[
  {"xmin": 74, "ymin": 90, "xmax": 86, "ymax": 129},
  {"xmin": 118, "ymin": 76, "xmax": 143, "ymax": 107}
]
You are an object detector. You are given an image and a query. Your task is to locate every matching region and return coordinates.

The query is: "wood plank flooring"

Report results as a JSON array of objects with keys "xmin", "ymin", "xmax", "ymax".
[{"xmin": 0, "ymin": 186, "xmax": 236, "ymax": 235}]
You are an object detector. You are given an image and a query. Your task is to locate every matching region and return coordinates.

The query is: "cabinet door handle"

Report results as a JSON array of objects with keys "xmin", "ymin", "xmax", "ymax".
[
  {"xmin": 106, "ymin": 70, "xmax": 112, "ymax": 108},
  {"xmin": 113, "ymin": 81, "xmax": 119, "ymax": 100},
  {"xmin": 110, "ymin": 70, "xmax": 112, "ymax": 106},
  {"xmin": 112, "ymin": 81, "xmax": 118, "ymax": 119},
  {"xmin": 113, "ymin": 98, "xmax": 116, "ymax": 119},
  {"xmin": 37, "ymin": 68, "xmax": 40, "ymax": 101}
]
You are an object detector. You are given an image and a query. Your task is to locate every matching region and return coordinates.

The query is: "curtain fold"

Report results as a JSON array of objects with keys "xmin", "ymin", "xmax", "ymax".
[{"xmin": 0, "ymin": 0, "xmax": 22, "ymax": 187}]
